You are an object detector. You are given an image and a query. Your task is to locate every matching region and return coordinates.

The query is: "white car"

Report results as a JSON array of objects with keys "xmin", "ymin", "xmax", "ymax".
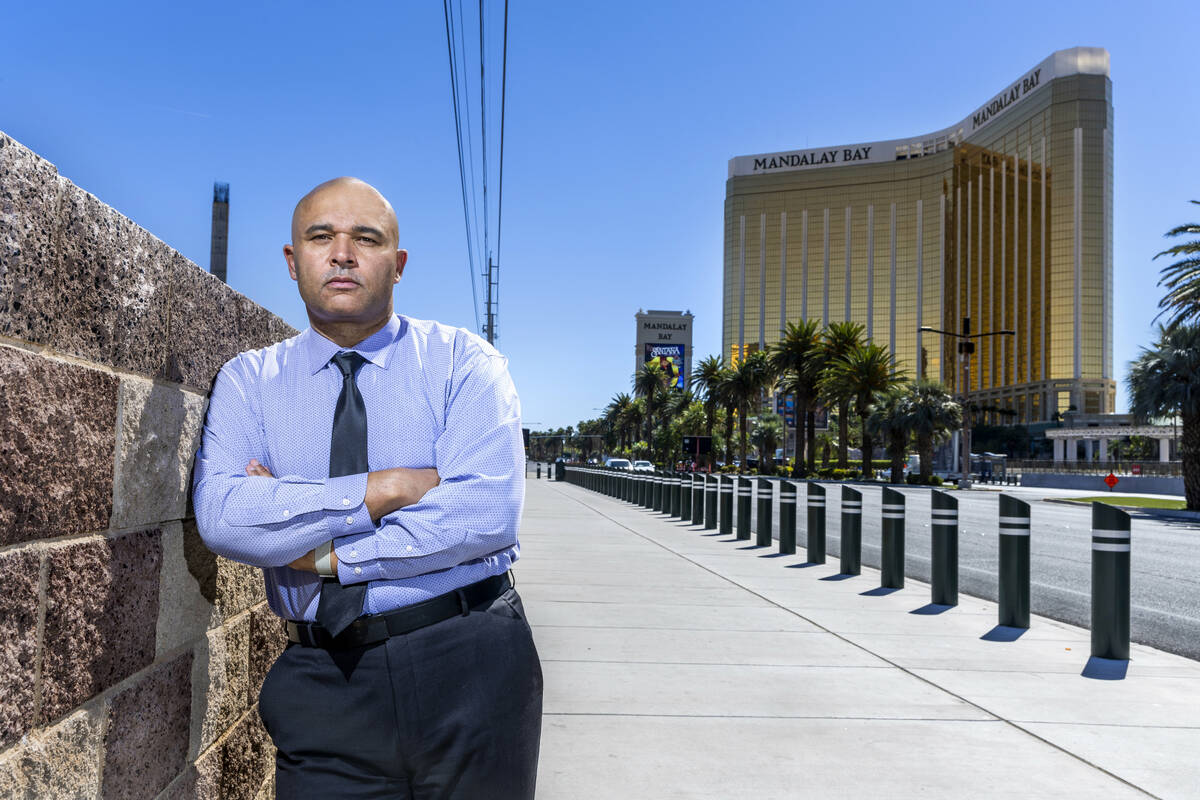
[
  {"xmin": 604, "ymin": 458, "xmax": 633, "ymax": 470},
  {"xmin": 631, "ymin": 460, "xmax": 655, "ymax": 472}
]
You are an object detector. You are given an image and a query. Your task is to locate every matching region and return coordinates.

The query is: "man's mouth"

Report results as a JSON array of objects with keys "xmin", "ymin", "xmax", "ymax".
[{"xmin": 326, "ymin": 277, "xmax": 359, "ymax": 289}]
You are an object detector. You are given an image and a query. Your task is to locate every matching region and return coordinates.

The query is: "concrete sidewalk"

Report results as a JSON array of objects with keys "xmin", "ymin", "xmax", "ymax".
[{"xmin": 520, "ymin": 479, "xmax": 1200, "ymax": 799}]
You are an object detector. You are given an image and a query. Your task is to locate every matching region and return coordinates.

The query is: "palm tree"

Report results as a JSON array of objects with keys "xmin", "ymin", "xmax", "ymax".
[
  {"xmin": 1128, "ymin": 324, "xmax": 1200, "ymax": 510},
  {"xmin": 904, "ymin": 379, "xmax": 962, "ymax": 482},
  {"xmin": 691, "ymin": 355, "xmax": 726, "ymax": 469},
  {"xmin": 820, "ymin": 321, "xmax": 866, "ymax": 467},
  {"xmin": 624, "ymin": 399, "xmax": 646, "ymax": 452},
  {"xmin": 867, "ymin": 385, "xmax": 912, "ymax": 484},
  {"xmin": 751, "ymin": 413, "xmax": 784, "ymax": 471},
  {"xmin": 1154, "ymin": 200, "xmax": 1200, "ymax": 331},
  {"xmin": 769, "ymin": 319, "xmax": 824, "ymax": 474},
  {"xmin": 633, "ymin": 362, "xmax": 669, "ymax": 444},
  {"xmin": 824, "ymin": 342, "xmax": 902, "ymax": 477},
  {"xmin": 606, "ymin": 392, "xmax": 634, "ymax": 449},
  {"xmin": 715, "ymin": 366, "xmax": 738, "ymax": 465},
  {"xmin": 727, "ymin": 351, "xmax": 773, "ymax": 468}
]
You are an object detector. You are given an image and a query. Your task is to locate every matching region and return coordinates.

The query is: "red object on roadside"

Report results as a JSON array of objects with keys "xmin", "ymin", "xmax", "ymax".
[
  {"xmin": 1104, "ymin": 473, "xmax": 1119, "ymax": 490},
  {"xmin": 1131, "ymin": 463, "xmax": 1142, "ymax": 476}
]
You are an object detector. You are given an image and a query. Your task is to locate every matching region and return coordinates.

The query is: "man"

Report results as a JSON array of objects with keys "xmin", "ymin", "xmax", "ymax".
[{"xmin": 193, "ymin": 177, "xmax": 541, "ymax": 799}]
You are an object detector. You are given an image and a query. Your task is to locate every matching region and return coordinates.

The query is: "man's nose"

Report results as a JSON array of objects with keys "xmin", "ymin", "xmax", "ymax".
[{"xmin": 330, "ymin": 234, "xmax": 356, "ymax": 266}]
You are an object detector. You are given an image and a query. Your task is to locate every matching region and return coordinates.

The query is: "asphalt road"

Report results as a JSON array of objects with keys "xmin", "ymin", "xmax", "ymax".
[{"xmin": 629, "ymin": 475, "xmax": 1200, "ymax": 662}]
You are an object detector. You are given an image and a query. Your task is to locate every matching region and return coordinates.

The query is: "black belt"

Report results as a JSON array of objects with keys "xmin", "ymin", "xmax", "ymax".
[{"xmin": 285, "ymin": 572, "xmax": 512, "ymax": 650}]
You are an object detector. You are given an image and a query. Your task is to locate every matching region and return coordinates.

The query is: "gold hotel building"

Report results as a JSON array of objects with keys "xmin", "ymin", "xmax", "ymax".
[{"xmin": 724, "ymin": 46, "xmax": 1114, "ymax": 422}]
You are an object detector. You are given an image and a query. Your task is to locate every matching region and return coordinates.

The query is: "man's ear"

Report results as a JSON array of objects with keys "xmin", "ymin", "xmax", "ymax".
[
  {"xmin": 284, "ymin": 244, "xmax": 298, "ymax": 281},
  {"xmin": 395, "ymin": 249, "xmax": 408, "ymax": 283}
]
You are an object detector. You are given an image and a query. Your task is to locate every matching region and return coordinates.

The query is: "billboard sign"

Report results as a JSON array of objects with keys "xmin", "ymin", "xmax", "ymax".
[{"xmin": 644, "ymin": 343, "xmax": 685, "ymax": 389}]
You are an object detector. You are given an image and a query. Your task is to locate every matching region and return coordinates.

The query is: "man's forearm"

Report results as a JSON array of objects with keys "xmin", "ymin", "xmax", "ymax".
[{"xmin": 365, "ymin": 467, "xmax": 441, "ymax": 520}]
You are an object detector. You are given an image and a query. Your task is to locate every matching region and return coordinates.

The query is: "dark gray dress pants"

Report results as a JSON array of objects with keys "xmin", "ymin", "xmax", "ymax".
[{"xmin": 258, "ymin": 587, "xmax": 543, "ymax": 799}]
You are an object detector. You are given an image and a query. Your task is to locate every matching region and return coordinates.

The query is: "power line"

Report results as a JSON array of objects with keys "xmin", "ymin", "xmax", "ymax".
[
  {"xmin": 443, "ymin": 0, "xmax": 481, "ymax": 332},
  {"xmin": 497, "ymin": 0, "xmax": 508, "ymax": 263}
]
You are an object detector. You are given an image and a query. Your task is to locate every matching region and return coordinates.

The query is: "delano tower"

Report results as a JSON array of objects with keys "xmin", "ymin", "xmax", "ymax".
[{"xmin": 724, "ymin": 47, "xmax": 1114, "ymax": 423}]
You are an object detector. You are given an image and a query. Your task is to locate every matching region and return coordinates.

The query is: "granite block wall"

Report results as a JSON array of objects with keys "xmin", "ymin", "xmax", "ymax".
[{"xmin": 0, "ymin": 130, "xmax": 293, "ymax": 799}]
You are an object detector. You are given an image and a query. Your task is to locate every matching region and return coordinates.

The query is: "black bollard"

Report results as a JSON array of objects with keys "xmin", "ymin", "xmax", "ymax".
[
  {"xmin": 779, "ymin": 481, "xmax": 797, "ymax": 555},
  {"xmin": 652, "ymin": 472, "xmax": 663, "ymax": 511},
  {"xmin": 840, "ymin": 486, "xmax": 862, "ymax": 575},
  {"xmin": 998, "ymin": 494, "xmax": 1031, "ymax": 629},
  {"xmin": 536, "ymin": 464, "xmax": 541, "ymax": 479},
  {"xmin": 756, "ymin": 478, "xmax": 773, "ymax": 547},
  {"xmin": 692, "ymin": 474, "xmax": 705, "ymax": 526},
  {"xmin": 736, "ymin": 476, "xmax": 753, "ymax": 540},
  {"xmin": 930, "ymin": 490, "xmax": 959, "ymax": 606},
  {"xmin": 1091, "ymin": 503, "xmax": 1131, "ymax": 660},
  {"xmin": 638, "ymin": 472, "xmax": 648, "ymax": 507},
  {"xmin": 719, "ymin": 475, "xmax": 734, "ymax": 535},
  {"xmin": 680, "ymin": 473, "xmax": 693, "ymax": 521},
  {"xmin": 880, "ymin": 486, "xmax": 906, "ymax": 589},
  {"xmin": 670, "ymin": 472, "xmax": 682, "ymax": 518},
  {"xmin": 704, "ymin": 475, "xmax": 719, "ymax": 529},
  {"xmin": 806, "ymin": 482, "xmax": 826, "ymax": 564}
]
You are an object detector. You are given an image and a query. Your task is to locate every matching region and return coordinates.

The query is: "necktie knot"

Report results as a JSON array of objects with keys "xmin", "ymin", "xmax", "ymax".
[{"xmin": 332, "ymin": 351, "xmax": 367, "ymax": 379}]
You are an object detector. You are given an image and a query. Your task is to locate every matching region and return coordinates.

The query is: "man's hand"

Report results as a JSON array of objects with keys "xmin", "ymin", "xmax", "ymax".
[{"xmin": 244, "ymin": 459, "xmax": 440, "ymax": 572}]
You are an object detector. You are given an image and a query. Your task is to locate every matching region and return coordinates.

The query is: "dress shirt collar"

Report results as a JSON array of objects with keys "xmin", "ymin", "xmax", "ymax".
[{"xmin": 299, "ymin": 313, "xmax": 405, "ymax": 375}]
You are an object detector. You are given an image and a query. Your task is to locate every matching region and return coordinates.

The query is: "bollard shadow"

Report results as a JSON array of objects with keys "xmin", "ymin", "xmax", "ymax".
[
  {"xmin": 910, "ymin": 603, "xmax": 953, "ymax": 616},
  {"xmin": 820, "ymin": 573, "xmax": 856, "ymax": 581},
  {"xmin": 980, "ymin": 625, "xmax": 1028, "ymax": 642},
  {"xmin": 700, "ymin": 532, "xmax": 725, "ymax": 537},
  {"xmin": 1081, "ymin": 657, "xmax": 1129, "ymax": 681},
  {"xmin": 860, "ymin": 587, "xmax": 900, "ymax": 597},
  {"xmin": 737, "ymin": 544, "xmax": 769, "ymax": 551},
  {"xmin": 718, "ymin": 537, "xmax": 740, "ymax": 543},
  {"xmin": 787, "ymin": 562, "xmax": 821, "ymax": 568},
  {"xmin": 758, "ymin": 552, "xmax": 789, "ymax": 559}
]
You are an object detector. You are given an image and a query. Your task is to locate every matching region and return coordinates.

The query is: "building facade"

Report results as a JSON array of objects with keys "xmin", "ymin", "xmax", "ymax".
[
  {"xmin": 724, "ymin": 47, "xmax": 1114, "ymax": 422},
  {"xmin": 635, "ymin": 309, "xmax": 694, "ymax": 390}
]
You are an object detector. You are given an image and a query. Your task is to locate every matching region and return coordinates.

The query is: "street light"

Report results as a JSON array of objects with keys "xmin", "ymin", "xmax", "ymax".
[{"xmin": 919, "ymin": 319, "xmax": 1015, "ymax": 488}]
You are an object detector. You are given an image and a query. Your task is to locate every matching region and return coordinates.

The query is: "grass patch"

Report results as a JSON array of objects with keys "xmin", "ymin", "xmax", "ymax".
[{"xmin": 1063, "ymin": 496, "xmax": 1187, "ymax": 510}]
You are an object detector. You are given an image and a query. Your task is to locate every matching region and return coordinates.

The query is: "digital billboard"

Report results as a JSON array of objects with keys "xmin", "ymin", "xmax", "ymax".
[{"xmin": 644, "ymin": 343, "xmax": 685, "ymax": 389}]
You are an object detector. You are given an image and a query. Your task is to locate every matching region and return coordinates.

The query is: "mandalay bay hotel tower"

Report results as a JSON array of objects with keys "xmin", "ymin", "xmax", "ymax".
[{"xmin": 724, "ymin": 47, "xmax": 1114, "ymax": 424}]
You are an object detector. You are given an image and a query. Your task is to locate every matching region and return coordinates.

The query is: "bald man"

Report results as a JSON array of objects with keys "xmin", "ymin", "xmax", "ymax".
[{"xmin": 194, "ymin": 177, "xmax": 541, "ymax": 799}]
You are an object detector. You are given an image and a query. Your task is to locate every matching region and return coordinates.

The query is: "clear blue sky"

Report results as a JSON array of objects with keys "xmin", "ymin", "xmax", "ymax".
[{"xmin": 3, "ymin": 0, "xmax": 1197, "ymax": 429}]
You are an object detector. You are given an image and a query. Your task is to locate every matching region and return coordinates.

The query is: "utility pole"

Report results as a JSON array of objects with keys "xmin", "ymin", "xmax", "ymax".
[{"xmin": 483, "ymin": 256, "xmax": 499, "ymax": 345}]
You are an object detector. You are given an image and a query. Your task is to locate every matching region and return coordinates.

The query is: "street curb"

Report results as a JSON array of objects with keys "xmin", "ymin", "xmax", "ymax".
[{"xmin": 1042, "ymin": 496, "xmax": 1200, "ymax": 522}]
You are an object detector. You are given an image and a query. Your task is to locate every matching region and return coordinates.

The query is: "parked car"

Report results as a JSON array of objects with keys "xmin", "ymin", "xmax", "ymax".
[
  {"xmin": 631, "ymin": 460, "xmax": 655, "ymax": 472},
  {"xmin": 604, "ymin": 458, "xmax": 633, "ymax": 470}
]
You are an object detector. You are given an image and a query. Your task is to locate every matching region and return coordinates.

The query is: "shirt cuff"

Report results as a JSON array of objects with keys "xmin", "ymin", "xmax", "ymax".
[{"xmin": 324, "ymin": 473, "xmax": 372, "ymax": 539}]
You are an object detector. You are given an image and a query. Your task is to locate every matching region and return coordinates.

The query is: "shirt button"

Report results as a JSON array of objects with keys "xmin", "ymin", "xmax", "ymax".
[
  {"xmin": 351, "ymin": 549, "xmax": 358, "ymax": 557},
  {"xmin": 342, "ymin": 498, "xmax": 350, "ymax": 506},
  {"xmin": 354, "ymin": 567, "xmax": 362, "ymax": 575},
  {"xmin": 406, "ymin": 545, "xmax": 413, "ymax": 552},
  {"xmin": 282, "ymin": 510, "xmax": 290, "ymax": 517},
  {"xmin": 345, "ymin": 516, "xmax": 354, "ymax": 525}
]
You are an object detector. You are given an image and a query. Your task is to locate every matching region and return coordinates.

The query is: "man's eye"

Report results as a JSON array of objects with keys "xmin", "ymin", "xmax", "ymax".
[{"xmin": 358, "ymin": 237, "xmax": 378, "ymax": 245}]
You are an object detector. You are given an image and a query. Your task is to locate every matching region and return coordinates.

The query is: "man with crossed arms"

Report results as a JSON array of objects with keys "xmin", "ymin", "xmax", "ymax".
[{"xmin": 194, "ymin": 177, "xmax": 542, "ymax": 798}]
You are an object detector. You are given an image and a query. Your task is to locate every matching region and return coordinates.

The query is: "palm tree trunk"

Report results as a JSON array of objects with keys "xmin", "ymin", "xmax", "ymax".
[
  {"xmin": 860, "ymin": 418, "xmax": 872, "ymax": 479},
  {"xmin": 1183, "ymin": 414, "xmax": 1200, "ymax": 511},
  {"xmin": 890, "ymin": 434, "xmax": 905, "ymax": 484},
  {"xmin": 805, "ymin": 408, "xmax": 816, "ymax": 474},
  {"xmin": 837, "ymin": 399, "xmax": 850, "ymax": 468},
  {"xmin": 739, "ymin": 402, "xmax": 749, "ymax": 468},
  {"xmin": 723, "ymin": 408, "xmax": 735, "ymax": 464},
  {"xmin": 917, "ymin": 432, "xmax": 933, "ymax": 482},
  {"xmin": 704, "ymin": 404, "xmax": 716, "ymax": 470}
]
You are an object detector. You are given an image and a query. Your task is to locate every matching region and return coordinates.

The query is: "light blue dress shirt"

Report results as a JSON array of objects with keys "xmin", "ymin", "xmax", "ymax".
[{"xmin": 193, "ymin": 313, "xmax": 525, "ymax": 621}]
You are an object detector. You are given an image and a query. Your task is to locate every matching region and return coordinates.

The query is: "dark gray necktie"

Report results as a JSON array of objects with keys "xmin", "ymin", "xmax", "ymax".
[{"xmin": 316, "ymin": 351, "xmax": 369, "ymax": 636}]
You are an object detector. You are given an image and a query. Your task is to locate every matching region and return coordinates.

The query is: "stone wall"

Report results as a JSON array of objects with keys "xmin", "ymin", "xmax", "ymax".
[{"xmin": 0, "ymin": 131, "xmax": 294, "ymax": 799}]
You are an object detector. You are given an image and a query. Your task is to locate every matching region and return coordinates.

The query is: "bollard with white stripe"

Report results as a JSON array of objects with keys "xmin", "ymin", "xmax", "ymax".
[
  {"xmin": 640, "ymin": 472, "xmax": 650, "ymax": 508},
  {"xmin": 756, "ymin": 478, "xmax": 774, "ymax": 547},
  {"xmin": 998, "ymin": 494, "xmax": 1031, "ymax": 629},
  {"xmin": 880, "ymin": 486, "xmax": 906, "ymax": 589},
  {"xmin": 779, "ymin": 481, "xmax": 797, "ymax": 555},
  {"xmin": 840, "ymin": 486, "xmax": 862, "ymax": 575},
  {"xmin": 664, "ymin": 471, "xmax": 676, "ymax": 516},
  {"xmin": 686, "ymin": 472, "xmax": 696, "ymax": 522},
  {"xmin": 705, "ymin": 474, "xmax": 719, "ymax": 529},
  {"xmin": 719, "ymin": 475, "xmax": 734, "ymax": 535},
  {"xmin": 692, "ymin": 473, "xmax": 704, "ymax": 526},
  {"xmin": 806, "ymin": 482, "xmax": 826, "ymax": 564},
  {"xmin": 736, "ymin": 476, "xmax": 753, "ymax": 540},
  {"xmin": 930, "ymin": 490, "xmax": 959, "ymax": 606},
  {"xmin": 1091, "ymin": 503, "xmax": 1131, "ymax": 660},
  {"xmin": 671, "ymin": 472, "xmax": 683, "ymax": 518},
  {"xmin": 654, "ymin": 472, "xmax": 666, "ymax": 512}
]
